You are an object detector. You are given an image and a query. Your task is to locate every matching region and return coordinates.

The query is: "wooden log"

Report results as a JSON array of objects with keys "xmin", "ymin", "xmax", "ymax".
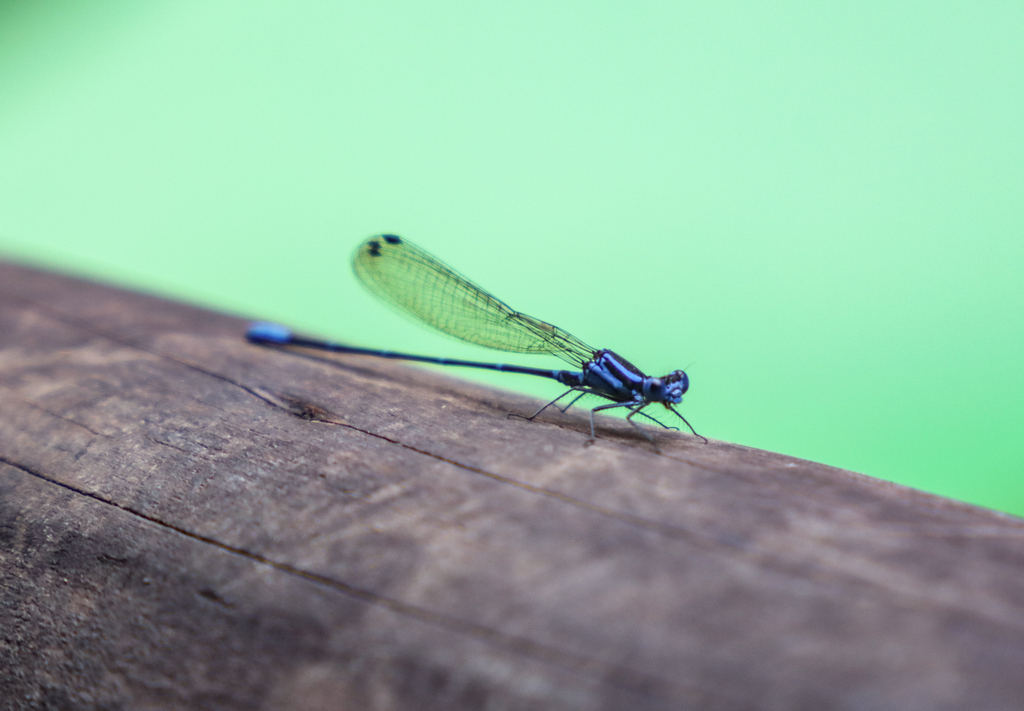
[{"xmin": 0, "ymin": 258, "xmax": 1022, "ymax": 710}]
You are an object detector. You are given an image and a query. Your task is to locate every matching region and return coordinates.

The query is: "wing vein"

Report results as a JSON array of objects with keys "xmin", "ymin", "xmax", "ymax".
[{"xmin": 352, "ymin": 236, "xmax": 596, "ymax": 366}]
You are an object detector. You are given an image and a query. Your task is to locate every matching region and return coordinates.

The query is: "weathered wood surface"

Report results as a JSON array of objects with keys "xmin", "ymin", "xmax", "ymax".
[{"xmin": 1, "ymin": 260, "xmax": 1023, "ymax": 711}]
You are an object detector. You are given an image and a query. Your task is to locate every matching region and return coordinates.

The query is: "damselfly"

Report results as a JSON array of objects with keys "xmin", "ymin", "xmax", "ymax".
[{"xmin": 247, "ymin": 234, "xmax": 705, "ymax": 446}]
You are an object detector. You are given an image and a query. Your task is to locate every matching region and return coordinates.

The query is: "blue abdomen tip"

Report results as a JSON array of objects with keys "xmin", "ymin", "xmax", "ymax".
[{"xmin": 246, "ymin": 321, "xmax": 293, "ymax": 343}]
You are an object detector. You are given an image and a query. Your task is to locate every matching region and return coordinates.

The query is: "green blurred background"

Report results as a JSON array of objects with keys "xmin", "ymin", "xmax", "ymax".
[{"xmin": 1, "ymin": 1, "xmax": 1021, "ymax": 515}]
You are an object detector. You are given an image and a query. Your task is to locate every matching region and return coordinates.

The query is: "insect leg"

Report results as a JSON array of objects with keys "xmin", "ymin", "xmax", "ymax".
[
  {"xmin": 558, "ymin": 391, "xmax": 588, "ymax": 413},
  {"xmin": 516, "ymin": 388, "xmax": 579, "ymax": 422},
  {"xmin": 665, "ymin": 403, "xmax": 708, "ymax": 444},
  {"xmin": 589, "ymin": 400, "xmax": 637, "ymax": 440}
]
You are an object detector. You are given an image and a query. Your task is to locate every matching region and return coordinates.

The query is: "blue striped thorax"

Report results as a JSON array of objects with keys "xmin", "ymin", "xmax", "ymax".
[{"xmin": 581, "ymin": 350, "xmax": 689, "ymax": 405}]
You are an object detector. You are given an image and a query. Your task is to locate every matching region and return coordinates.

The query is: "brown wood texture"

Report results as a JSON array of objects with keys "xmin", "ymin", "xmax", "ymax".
[{"xmin": 1, "ymin": 259, "xmax": 1023, "ymax": 711}]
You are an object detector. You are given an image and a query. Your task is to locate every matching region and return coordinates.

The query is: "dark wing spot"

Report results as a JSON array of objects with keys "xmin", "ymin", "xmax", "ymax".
[
  {"xmin": 367, "ymin": 240, "xmax": 381, "ymax": 256},
  {"xmin": 382, "ymin": 234, "xmax": 402, "ymax": 244}
]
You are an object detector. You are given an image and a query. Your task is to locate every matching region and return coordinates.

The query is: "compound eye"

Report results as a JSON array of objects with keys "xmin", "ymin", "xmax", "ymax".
[{"xmin": 677, "ymin": 371, "xmax": 690, "ymax": 394}]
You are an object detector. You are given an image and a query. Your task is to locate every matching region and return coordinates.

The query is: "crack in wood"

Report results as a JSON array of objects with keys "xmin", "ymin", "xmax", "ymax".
[
  {"xmin": 0, "ymin": 454, "xmax": 690, "ymax": 702},
  {"xmin": 11, "ymin": 396, "xmax": 112, "ymax": 439}
]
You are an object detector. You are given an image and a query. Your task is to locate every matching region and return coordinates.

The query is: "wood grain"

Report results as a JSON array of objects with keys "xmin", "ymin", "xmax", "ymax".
[{"xmin": 0, "ymin": 259, "xmax": 1022, "ymax": 710}]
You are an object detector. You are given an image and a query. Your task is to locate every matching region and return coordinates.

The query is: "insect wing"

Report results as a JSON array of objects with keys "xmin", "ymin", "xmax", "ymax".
[{"xmin": 352, "ymin": 235, "xmax": 595, "ymax": 365}]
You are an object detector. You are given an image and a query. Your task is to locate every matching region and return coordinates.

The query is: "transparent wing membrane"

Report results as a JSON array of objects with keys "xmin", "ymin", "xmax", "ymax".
[{"xmin": 353, "ymin": 235, "xmax": 596, "ymax": 366}]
